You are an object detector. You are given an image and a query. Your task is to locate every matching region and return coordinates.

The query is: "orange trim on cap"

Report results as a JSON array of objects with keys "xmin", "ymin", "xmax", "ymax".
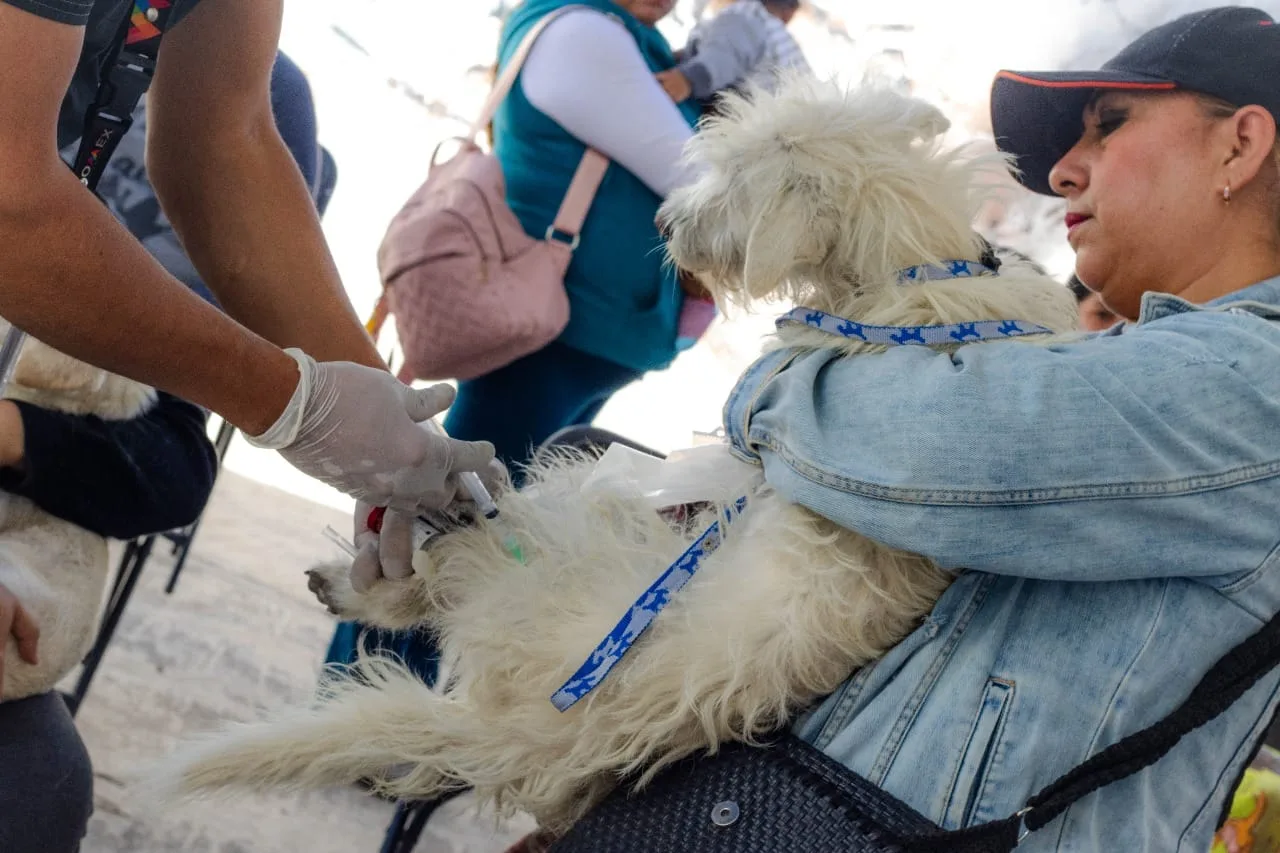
[{"xmin": 996, "ymin": 70, "xmax": 1178, "ymax": 90}]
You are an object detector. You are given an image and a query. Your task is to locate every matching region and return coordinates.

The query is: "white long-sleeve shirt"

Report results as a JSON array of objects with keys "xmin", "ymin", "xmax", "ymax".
[{"xmin": 520, "ymin": 8, "xmax": 695, "ymax": 198}]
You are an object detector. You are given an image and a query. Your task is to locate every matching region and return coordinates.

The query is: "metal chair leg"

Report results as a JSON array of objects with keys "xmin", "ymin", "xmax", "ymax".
[
  {"xmin": 163, "ymin": 519, "xmax": 201, "ymax": 595},
  {"xmin": 379, "ymin": 794, "xmax": 458, "ymax": 853},
  {"xmin": 162, "ymin": 418, "xmax": 236, "ymax": 596},
  {"xmin": 0, "ymin": 327, "xmax": 27, "ymax": 391},
  {"xmin": 65, "ymin": 535, "xmax": 157, "ymax": 716},
  {"xmin": 211, "ymin": 417, "xmax": 237, "ymax": 461},
  {"xmin": 378, "ymin": 802, "xmax": 412, "ymax": 853}
]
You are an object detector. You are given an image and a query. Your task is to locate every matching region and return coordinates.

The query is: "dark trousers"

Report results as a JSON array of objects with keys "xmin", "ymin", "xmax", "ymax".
[{"xmin": 0, "ymin": 692, "xmax": 93, "ymax": 853}]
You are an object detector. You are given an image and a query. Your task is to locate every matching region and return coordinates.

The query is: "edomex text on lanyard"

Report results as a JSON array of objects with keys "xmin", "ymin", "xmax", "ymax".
[{"xmin": 73, "ymin": 0, "xmax": 178, "ymax": 191}]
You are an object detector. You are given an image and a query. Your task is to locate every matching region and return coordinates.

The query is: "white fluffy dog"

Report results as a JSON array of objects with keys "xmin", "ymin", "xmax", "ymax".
[
  {"xmin": 159, "ymin": 79, "xmax": 1078, "ymax": 833},
  {"xmin": 0, "ymin": 324, "xmax": 155, "ymax": 701}
]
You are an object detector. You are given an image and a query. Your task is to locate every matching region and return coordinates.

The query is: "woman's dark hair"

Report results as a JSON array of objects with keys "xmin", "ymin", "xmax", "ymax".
[
  {"xmin": 1066, "ymin": 274, "xmax": 1090, "ymax": 303},
  {"xmin": 983, "ymin": 244, "xmax": 1046, "ymax": 277}
]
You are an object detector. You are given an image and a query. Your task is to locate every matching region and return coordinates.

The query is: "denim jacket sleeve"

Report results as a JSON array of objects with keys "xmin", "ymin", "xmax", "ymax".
[{"xmin": 723, "ymin": 308, "xmax": 1280, "ymax": 582}]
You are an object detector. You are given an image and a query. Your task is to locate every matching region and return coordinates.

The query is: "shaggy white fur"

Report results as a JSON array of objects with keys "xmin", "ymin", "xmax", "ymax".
[
  {"xmin": 157, "ymin": 78, "xmax": 1079, "ymax": 833},
  {"xmin": 0, "ymin": 321, "xmax": 156, "ymax": 701}
]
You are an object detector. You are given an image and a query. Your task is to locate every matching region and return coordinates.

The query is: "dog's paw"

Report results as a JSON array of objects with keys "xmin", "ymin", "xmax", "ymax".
[
  {"xmin": 305, "ymin": 559, "xmax": 433, "ymax": 631},
  {"xmin": 306, "ymin": 564, "xmax": 341, "ymax": 616},
  {"xmin": 305, "ymin": 560, "xmax": 362, "ymax": 619}
]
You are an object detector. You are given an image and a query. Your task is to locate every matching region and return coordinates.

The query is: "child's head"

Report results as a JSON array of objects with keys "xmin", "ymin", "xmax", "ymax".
[
  {"xmin": 762, "ymin": 0, "xmax": 800, "ymax": 25},
  {"xmin": 1067, "ymin": 274, "xmax": 1120, "ymax": 331}
]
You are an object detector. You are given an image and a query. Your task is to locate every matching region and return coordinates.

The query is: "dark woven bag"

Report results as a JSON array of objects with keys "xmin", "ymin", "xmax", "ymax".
[{"xmin": 552, "ymin": 602, "xmax": 1280, "ymax": 852}]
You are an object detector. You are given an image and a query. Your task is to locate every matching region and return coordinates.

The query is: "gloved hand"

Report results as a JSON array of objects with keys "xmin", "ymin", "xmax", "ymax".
[
  {"xmin": 246, "ymin": 349, "xmax": 495, "ymax": 513},
  {"xmin": 349, "ymin": 458, "xmax": 509, "ymax": 592},
  {"xmin": 350, "ymin": 503, "xmax": 417, "ymax": 593}
]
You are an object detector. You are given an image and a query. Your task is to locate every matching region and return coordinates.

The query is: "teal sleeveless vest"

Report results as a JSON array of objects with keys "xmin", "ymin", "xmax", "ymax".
[{"xmin": 494, "ymin": 0, "xmax": 701, "ymax": 372}]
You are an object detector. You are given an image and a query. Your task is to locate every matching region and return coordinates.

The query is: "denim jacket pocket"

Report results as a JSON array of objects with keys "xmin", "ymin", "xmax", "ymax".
[
  {"xmin": 942, "ymin": 677, "xmax": 1016, "ymax": 830},
  {"xmin": 811, "ymin": 611, "xmax": 945, "ymax": 750}
]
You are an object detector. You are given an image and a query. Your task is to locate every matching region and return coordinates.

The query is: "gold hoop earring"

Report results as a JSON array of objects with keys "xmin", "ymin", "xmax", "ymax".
[{"xmin": 1223, "ymin": 184, "xmax": 1232, "ymax": 203}]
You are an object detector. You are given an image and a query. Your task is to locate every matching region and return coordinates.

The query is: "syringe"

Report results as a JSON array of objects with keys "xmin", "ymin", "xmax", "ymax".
[
  {"xmin": 423, "ymin": 419, "xmax": 499, "ymax": 519},
  {"xmin": 458, "ymin": 470, "xmax": 499, "ymax": 519}
]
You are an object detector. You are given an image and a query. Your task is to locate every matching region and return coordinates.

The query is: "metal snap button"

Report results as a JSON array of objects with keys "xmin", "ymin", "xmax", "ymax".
[
  {"xmin": 711, "ymin": 800, "xmax": 740, "ymax": 827},
  {"xmin": 145, "ymin": 7, "xmax": 159, "ymax": 21}
]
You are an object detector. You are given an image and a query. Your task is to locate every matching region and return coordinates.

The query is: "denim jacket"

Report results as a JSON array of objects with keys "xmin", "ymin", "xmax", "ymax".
[{"xmin": 724, "ymin": 276, "xmax": 1280, "ymax": 851}]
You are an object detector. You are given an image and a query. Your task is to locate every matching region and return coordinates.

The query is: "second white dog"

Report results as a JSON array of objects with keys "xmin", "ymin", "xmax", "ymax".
[
  {"xmin": 159, "ymin": 79, "xmax": 1079, "ymax": 833},
  {"xmin": 0, "ymin": 325, "xmax": 155, "ymax": 702}
]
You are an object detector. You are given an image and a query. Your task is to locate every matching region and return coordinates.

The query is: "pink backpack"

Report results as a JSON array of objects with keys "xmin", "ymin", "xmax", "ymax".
[{"xmin": 372, "ymin": 6, "xmax": 609, "ymax": 382}]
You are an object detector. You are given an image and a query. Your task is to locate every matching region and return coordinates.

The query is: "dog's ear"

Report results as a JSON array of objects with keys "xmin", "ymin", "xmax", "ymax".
[
  {"xmin": 740, "ymin": 181, "xmax": 834, "ymax": 301},
  {"xmin": 895, "ymin": 97, "xmax": 951, "ymax": 146}
]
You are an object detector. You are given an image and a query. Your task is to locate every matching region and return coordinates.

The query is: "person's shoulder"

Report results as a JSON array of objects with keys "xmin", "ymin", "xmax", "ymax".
[
  {"xmin": 525, "ymin": 6, "xmax": 637, "ymax": 66},
  {"xmin": 541, "ymin": 6, "xmax": 631, "ymax": 39}
]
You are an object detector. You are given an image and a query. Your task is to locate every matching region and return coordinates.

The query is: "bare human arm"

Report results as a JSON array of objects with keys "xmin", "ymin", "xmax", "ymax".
[
  {"xmin": 0, "ymin": 3, "xmax": 495, "ymax": 511},
  {"xmin": 0, "ymin": 3, "xmax": 304, "ymax": 435},
  {"xmin": 146, "ymin": 0, "xmax": 384, "ymax": 372}
]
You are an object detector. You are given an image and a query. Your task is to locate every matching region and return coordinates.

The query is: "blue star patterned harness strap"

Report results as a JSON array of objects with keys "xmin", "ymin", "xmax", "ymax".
[
  {"xmin": 550, "ymin": 497, "xmax": 749, "ymax": 712},
  {"xmin": 551, "ymin": 257, "xmax": 1058, "ymax": 711}
]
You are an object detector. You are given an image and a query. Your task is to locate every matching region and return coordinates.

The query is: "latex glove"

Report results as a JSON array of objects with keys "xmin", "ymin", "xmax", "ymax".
[
  {"xmin": 351, "ymin": 503, "xmax": 417, "ymax": 593},
  {"xmin": 246, "ymin": 349, "xmax": 494, "ymax": 513},
  {"xmin": 0, "ymin": 581, "xmax": 38, "ymax": 700},
  {"xmin": 349, "ymin": 458, "xmax": 510, "ymax": 592}
]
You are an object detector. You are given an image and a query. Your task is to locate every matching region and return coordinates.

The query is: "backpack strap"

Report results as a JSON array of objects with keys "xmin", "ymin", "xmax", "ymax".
[
  {"xmin": 471, "ymin": 5, "xmax": 612, "ymax": 247},
  {"xmin": 467, "ymin": 4, "xmax": 596, "ymax": 144},
  {"xmin": 72, "ymin": 0, "xmax": 179, "ymax": 193},
  {"xmin": 545, "ymin": 150, "xmax": 610, "ymax": 248},
  {"xmin": 910, "ymin": 606, "xmax": 1280, "ymax": 849}
]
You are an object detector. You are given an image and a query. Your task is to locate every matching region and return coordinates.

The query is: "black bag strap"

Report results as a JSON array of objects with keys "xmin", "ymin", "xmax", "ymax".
[
  {"xmin": 71, "ymin": 0, "xmax": 180, "ymax": 192},
  {"xmin": 913, "ymin": 608, "xmax": 1280, "ymax": 849}
]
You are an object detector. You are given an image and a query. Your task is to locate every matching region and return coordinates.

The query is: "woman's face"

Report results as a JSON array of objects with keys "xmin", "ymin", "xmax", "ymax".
[
  {"xmin": 618, "ymin": 0, "xmax": 676, "ymax": 25},
  {"xmin": 1048, "ymin": 92, "xmax": 1231, "ymax": 321}
]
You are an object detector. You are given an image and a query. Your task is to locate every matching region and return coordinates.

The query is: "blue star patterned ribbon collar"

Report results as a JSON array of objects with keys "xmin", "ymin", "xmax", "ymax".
[{"xmin": 779, "ymin": 258, "xmax": 1053, "ymax": 345}]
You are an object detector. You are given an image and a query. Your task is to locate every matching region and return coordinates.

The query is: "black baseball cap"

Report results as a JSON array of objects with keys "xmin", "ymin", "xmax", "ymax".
[{"xmin": 991, "ymin": 6, "xmax": 1280, "ymax": 196}]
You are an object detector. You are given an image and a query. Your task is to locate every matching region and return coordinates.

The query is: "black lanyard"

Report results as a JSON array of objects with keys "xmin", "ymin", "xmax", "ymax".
[{"xmin": 70, "ymin": 0, "xmax": 179, "ymax": 193}]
